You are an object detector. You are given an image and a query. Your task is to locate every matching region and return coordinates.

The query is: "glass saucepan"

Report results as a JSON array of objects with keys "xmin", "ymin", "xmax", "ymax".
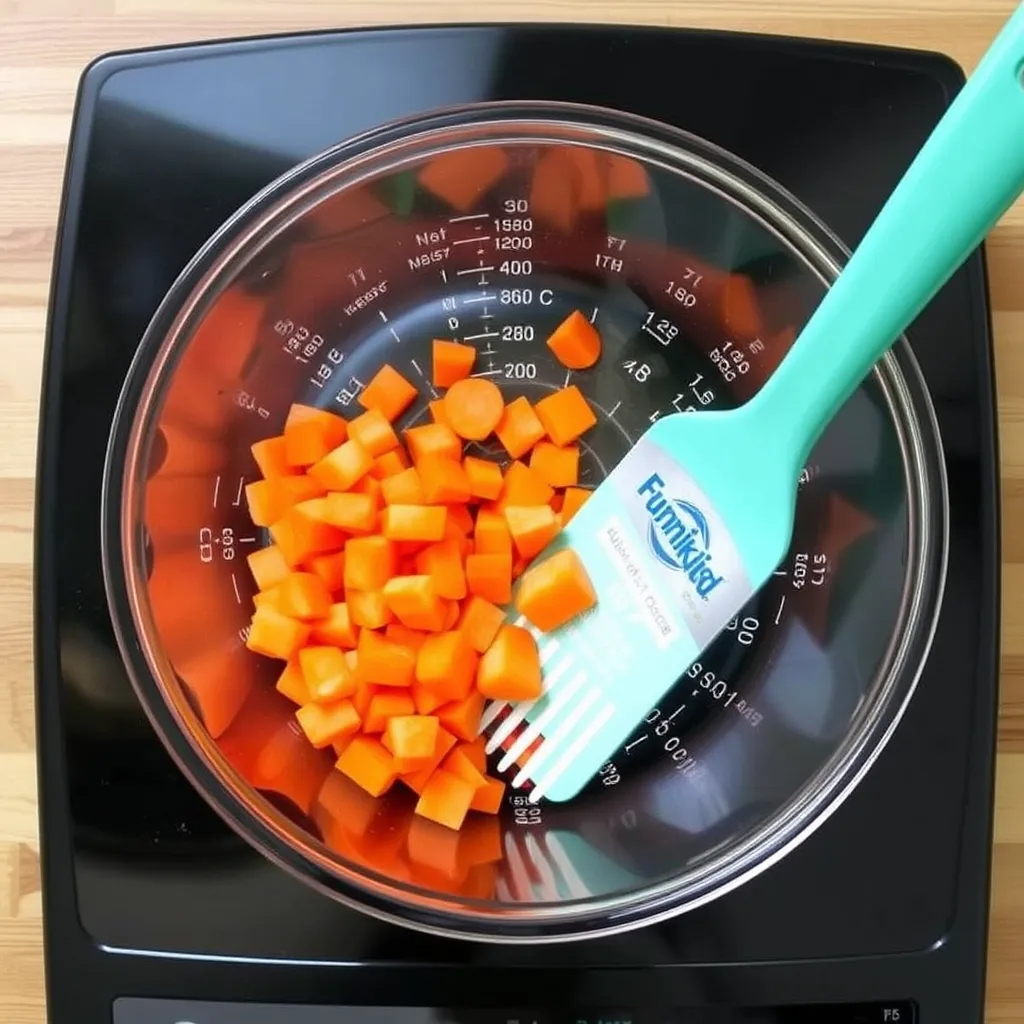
[{"xmin": 101, "ymin": 101, "xmax": 947, "ymax": 942}]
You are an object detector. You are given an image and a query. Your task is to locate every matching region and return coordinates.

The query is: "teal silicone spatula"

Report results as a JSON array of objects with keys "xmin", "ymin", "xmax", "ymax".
[{"xmin": 482, "ymin": 2, "xmax": 1024, "ymax": 804}]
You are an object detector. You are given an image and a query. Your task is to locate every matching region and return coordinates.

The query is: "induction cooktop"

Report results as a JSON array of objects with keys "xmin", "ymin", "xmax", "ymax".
[{"xmin": 35, "ymin": 22, "xmax": 1000, "ymax": 1024}]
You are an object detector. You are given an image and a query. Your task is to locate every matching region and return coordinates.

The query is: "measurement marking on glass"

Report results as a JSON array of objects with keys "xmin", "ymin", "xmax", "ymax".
[
  {"xmin": 563, "ymin": 369, "xmax": 573, "ymax": 386},
  {"xmin": 463, "ymin": 293, "xmax": 496, "ymax": 304},
  {"xmin": 453, "ymin": 235, "xmax": 491, "ymax": 245},
  {"xmin": 388, "ymin": 326, "xmax": 401, "ymax": 343},
  {"xmin": 590, "ymin": 305, "xmax": 599, "ymax": 323},
  {"xmin": 481, "ymin": 312, "xmax": 494, "ymax": 320},
  {"xmin": 449, "ymin": 212, "xmax": 490, "ymax": 222},
  {"xmin": 477, "ymin": 248, "xmax": 486, "ymax": 256},
  {"xmin": 624, "ymin": 735, "xmax": 647, "ymax": 753},
  {"xmin": 774, "ymin": 594, "xmax": 786, "ymax": 624},
  {"xmin": 378, "ymin": 310, "xmax": 388, "ymax": 322},
  {"xmin": 667, "ymin": 702, "xmax": 687, "ymax": 722},
  {"xmin": 464, "ymin": 330, "xmax": 499, "ymax": 341},
  {"xmin": 457, "ymin": 265, "xmax": 495, "ymax": 276},
  {"xmin": 609, "ymin": 400, "xmax": 622, "ymax": 418},
  {"xmin": 481, "ymin": 345, "xmax": 497, "ymax": 357},
  {"xmin": 232, "ymin": 478, "xmax": 244, "ymax": 506},
  {"xmin": 440, "ymin": 269, "xmax": 448, "ymax": 283},
  {"xmin": 212, "ymin": 475, "xmax": 221, "ymax": 508},
  {"xmin": 409, "ymin": 359, "xmax": 424, "ymax": 378},
  {"xmin": 773, "ymin": 569, "xmax": 788, "ymax": 577},
  {"xmin": 239, "ymin": 536, "xmax": 258, "ymax": 544},
  {"xmin": 230, "ymin": 573, "xmax": 241, "ymax": 605},
  {"xmin": 473, "ymin": 368, "xmax": 503, "ymax": 377},
  {"xmin": 642, "ymin": 324, "xmax": 671, "ymax": 344}
]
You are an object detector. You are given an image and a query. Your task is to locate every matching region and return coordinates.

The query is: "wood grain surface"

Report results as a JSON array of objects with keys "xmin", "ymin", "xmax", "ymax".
[{"xmin": 2, "ymin": 0, "xmax": 1024, "ymax": 1020}]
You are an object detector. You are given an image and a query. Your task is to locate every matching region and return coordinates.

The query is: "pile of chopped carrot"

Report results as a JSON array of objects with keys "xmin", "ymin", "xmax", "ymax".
[{"xmin": 243, "ymin": 310, "xmax": 601, "ymax": 831}]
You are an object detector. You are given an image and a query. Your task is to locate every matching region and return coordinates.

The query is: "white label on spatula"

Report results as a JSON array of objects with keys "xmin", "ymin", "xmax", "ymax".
[{"xmin": 607, "ymin": 435, "xmax": 752, "ymax": 651}]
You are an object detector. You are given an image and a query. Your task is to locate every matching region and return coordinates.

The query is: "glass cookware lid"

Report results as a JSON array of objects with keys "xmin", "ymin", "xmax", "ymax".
[{"xmin": 102, "ymin": 102, "xmax": 947, "ymax": 941}]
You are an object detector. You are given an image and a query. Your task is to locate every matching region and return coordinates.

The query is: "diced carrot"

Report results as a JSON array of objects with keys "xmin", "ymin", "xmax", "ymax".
[
  {"xmin": 414, "ymin": 538, "xmax": 466, "ymax": 600},
  {"xmin": 299, "ymin": 645, "xmax": 357, "ymax": 702},
  {"xmin": 246, "ymin": 605, "xmax": 310, "ymax": 661},
  {"xmin": 457, "ymin": 595, "xmax": 506, "ymax": 653},
  {"xmin": 459, "ymin": 736, "xmax": 488, "ymax": 772},
  {"xmin": 465, "ymin": 552, "xmax": 513, "ymax": 604},
  {"xmin": 277, "ymin": 571, "xmax": 333, "ymax": 620},
  {"xmin": 476, "ymin": 624, "xmax": 542, "ymax": 701},
  {"xmin": 323, "ymin": 492, "xmax": 378, "ymax": 533},
  {"xmin": 296, "ymin": 699, "xmax": 361, "ymax": 749},
  {"xmin": 247, "ymin": 545, "xmax": 291, "ymax": 591},
  {"xmin": 416, "ymin": 630, "xmax": 479, "ymax": 702},
  {"xmin": 442, "ymin": 600, "xmax": 461, "ymax": 630},
  {"xmin": 384, "ymin": 715, "xmax": 440, "ymax": 772},
  {"xmin": 722, "ymin": 273, "xmax": 762, "ymax": 337},
  {"xmin": 253, "ymin": 586, "xmax": 283, "ymax": 610},
  {"xmin": 530, "ymin": 147, "xmax": 578, "ymax": 233},
  {"xmin": 443, "ymin": 378, "xmax": 504, "ymax": 441},
  {"xmin": 275, "ymin": 659, "xmax": 309, "ymax": 706},
  {"xmin": 474, "ymin": 508, "xmax": 512, "ymax": 557},
  {"xmin": 381, "ymin": 505, "xmax": 448, "ymax": 543},
  {"xmin": 567, "ymin": 146, "xmax": 607, "ymax": 211},
  {"xmin": 310, "ymin": 602, "xmax": 358, "ymax": 648},
  {"xmin": 284, "ymin": 404, "xmax": 348, "ymax": 467},
  {"xmin": 412, "ymin": 684, "xmax": 446, "ymax": 715},
  {"xmin": 381, "ymin": 466, "xmax": 425, "ymax": 506},
  {"xmin": 347, "ymin": 589, "xmax": 393, "ymax": 629},
  {"xmin": 533, "ymin": 385, "xmax": 597, "ymax": 446},
  {"xmin": 364, "ymin": 691, "xmax": 416, "ymax": 734},
  {"xmin": 405, "ymin": 814, "xmax": 467, "ymax": 880},
  {"xmin": 353, "ymin": 474, "xmax": 382, "ymax": 504},
  {"xmin": 414, "ymin": 769, "xmax": 475, "ymax": 831},
  {"xmin": 470, "ymin": 776, "xmax": 505, "ymax": 814},
  {"xmin": 401, "ymin": 726, "xmax": 458, "ymax": 793},
  {"xmin": 405, "ymin": 422, "xmax": 461, "ymax": 463},
  {"xmin": 417, "ymin": 455, "xmax": 472, "ymax": 504},
  {"xmin": 344, "ymin": 535, "xmax": 397, "ymax": 591},
  {"xmin": 462, "ymin": 456, "xmax": 503, "ymax": 500},
  {"xmin": 352, "ymin": 680, "xmax": 376, "ymax": 720},
  {"xmin": 437, "ymin": 692, "xmax": 485, "ymax": 742},
  {"xmin": 382, "ymin": 575, "xmax": 449, "ymax": 631},
  {"xmin": 245, "ymin": 475, "xmax": 325, "ymax": 527},
  {"xmin": 560, "ymin": 486, "xmax": 591, "ymax": 524},
  {"xmin": 357, "ymin": 364, "xmax": 418, "ymax": 422},
  {"xmin": 251, "ymin": 435, "xmax": 297, "ymax": 478},
  {"xmin": 496, "ymin": 459, "xmax": 554, "ymax": 509},
  {"xmin": 604, "ymin": 152, "xmax": 650, "ymax": 199},
  {"xmin": 371, "ymin": 448, "xmax": 409, "ymax": 479},
  {"xmin": 291, "ymin": 496, "xmax": 332, "ymax": 524},
  {"xmin": 504, "ymin": 505, "xmax": 560, "ymax": 561},
  {"xmin": 529, "ymin": 442, "xmax": 579, "ymax": 488},
  {"xmin": 428, "ymin": 399, "xmax": 450, "ymax": 426},
  {"xmin": 516, "ymin": 547, "xmax": 597, "ymax": 632},
  {"xmin": 304, "ymin": 551, "xmax": 346, "ymax": 594},
  {"xmin": 347, "ymin": 406, "xmax": 400, "ymax": 458},
  {"xmin": 336, "ymin": 735, "xmax": 398, "ymax": 797},
  {"xmin": 385, "ymin": 622, "xmax": 429, "ymax": 651},
  {"xmin": 546, "ymin": 309, "xmax": 602, "ymax": 371},
  {"xmin": 269, "ymin": 507, "xmax": 344, "ymax": 567},
  {"xmin": 441, "ymin": 745, "xmax": 487, "ymax": 792},
  {"xmin": 309, "ymin": 438, "xmax": 374, "ymax": 491},
  {"xmin": 331, "ymin": 734, "xmax": 357, "ymax": 760},
  {"xmin": 446, "ymin": 502, "xmax": 475, "ymax": 536},
  {"xmin": 432, "ymin": 339, "xmax": 476, "ymax": 388},
  {"xmin": 356, "ymin": 628, "xmax": 416, "ymax": 687},
  {"xmin": 512, "ymin": 555, "xmax": 529, "ymax": 580},
  {"xmin": 416, "ymin": 147, "xmax": 510, "ymax": 213}
]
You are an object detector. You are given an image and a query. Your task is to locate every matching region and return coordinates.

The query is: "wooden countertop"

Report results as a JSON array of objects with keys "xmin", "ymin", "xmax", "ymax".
[{"xmin": 3, "ymin": 0, "xmax": 1024, "ymax": 1020}]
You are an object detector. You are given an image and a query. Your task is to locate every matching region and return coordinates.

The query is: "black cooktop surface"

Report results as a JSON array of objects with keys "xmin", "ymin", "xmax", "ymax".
[{"xmin": 36, "ymin": 22, "xmax": 999, "ymax": 1024}]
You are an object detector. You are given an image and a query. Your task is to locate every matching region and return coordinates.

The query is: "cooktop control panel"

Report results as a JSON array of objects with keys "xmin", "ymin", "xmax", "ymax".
[{"xmin": 113, "ymin": 999, "xmax": 917, "ymax": 1023}]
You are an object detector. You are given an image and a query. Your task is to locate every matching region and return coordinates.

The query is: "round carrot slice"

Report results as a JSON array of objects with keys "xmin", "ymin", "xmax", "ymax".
[{"xmin": 443, "ymin": 378, "xmax": 504, "ymax": 441}]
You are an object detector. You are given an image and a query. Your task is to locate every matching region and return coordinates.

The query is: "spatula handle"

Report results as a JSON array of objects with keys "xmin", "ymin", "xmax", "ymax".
[{"xmin": 751, "ymin": 1, "xmax": 1024, "ymax": 463}]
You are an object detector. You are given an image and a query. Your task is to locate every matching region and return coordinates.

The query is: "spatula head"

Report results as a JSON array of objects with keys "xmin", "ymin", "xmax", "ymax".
[{"xmin": 486, "ymin": 408, "xmax": 799, "ymax": 804}]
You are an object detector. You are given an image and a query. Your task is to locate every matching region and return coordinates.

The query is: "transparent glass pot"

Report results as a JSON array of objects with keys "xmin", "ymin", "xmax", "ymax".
[{"xmin": 101, "ymin": 101, "xmax": 947, "ymax": 942}]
